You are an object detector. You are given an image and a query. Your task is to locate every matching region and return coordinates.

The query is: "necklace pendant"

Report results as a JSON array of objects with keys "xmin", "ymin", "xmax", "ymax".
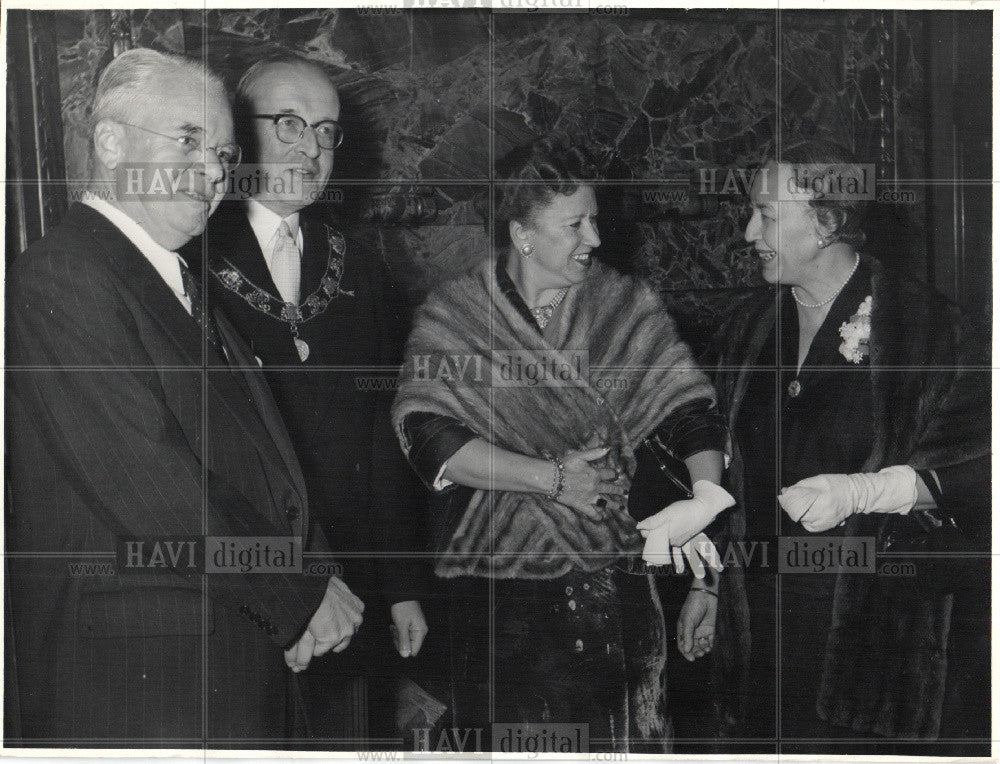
[
  {"xmin": 787, "ymin": 379, "xmax": 801, "ymax": 397},
  {"xmin": 529, "ymin": 287, "xmax": 569, "ymax": 330},
  {"xmin": 531, "ymin": 306, "xmax": 553, "ymax": 329},
  {"xmin": 294, "ymin": 338, "xmax": 310, "ymax": 362}
]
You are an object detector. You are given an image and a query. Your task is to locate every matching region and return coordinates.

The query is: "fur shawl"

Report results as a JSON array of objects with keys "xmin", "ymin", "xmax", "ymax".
[
  {"xmin": 714, "ymin": 254, "xmax": 990, "ymax": 738},
  {"xmin": 392, "ymin": 258, "xmax": 717, "ymax": 579}
]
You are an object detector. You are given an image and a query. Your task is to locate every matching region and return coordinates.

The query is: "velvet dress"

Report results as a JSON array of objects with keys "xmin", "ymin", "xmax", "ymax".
[
  {"xmin": 735, "ymin": 262, "xmax": 875, "ymax": 748},
  {"xmin": 400, "ymin": 260, "xmax": 728, "ymax": 752}
]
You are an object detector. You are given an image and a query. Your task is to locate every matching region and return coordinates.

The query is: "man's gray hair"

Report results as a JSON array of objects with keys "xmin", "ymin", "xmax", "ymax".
[
  {"xmin": 91, "ymin": 48, "xmax": 225, "ymax": 129},
  {"xmin": 88, "ymin": 48, "xmax": 226, "ymax": 177}
]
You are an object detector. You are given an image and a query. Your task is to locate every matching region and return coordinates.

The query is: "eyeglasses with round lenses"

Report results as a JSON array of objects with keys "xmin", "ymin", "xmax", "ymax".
[
  {"xmin": 254, "ymin": 114, "xmax": 345, "ymax": 150},
  {"xmin": 119, "ymin": 122, "xmax": 242, "ymax": 170}
]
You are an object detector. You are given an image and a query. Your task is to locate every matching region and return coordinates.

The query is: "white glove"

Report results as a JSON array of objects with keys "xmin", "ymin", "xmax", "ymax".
[
  {"xmin": 778, "ymin": 465, "xmax": 918, "ymax": 533},
  {"xmin": 637, "ymin": 480, "xmax": 735, "ymax": 568},
  {"xmin": 683, "ymin": 534, "xmax": 724, "ymax": 579}
]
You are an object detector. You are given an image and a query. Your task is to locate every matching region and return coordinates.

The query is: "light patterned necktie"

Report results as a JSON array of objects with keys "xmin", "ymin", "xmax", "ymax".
[{"xmin": 270, "ymin": 220, "xmax": 301, "ymax": 305}]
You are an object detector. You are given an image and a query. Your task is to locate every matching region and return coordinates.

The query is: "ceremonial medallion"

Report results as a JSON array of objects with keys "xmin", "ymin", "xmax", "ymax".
[
  {"xmin": 210, "ymin": 224, "xmax": 354, "ymax": 366},
  {"xmin": 294, "ymin": 338, "xmax": 310, "ymax": 362}
]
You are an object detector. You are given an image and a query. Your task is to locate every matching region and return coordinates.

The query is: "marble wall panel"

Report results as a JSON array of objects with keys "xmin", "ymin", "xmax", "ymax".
[{"xmin": 49, "ymin": 9, "xmax": 927, "ymax": 342}]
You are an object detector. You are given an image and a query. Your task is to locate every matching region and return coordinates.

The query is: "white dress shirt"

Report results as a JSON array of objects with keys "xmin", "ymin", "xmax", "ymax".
[{"xmin": 82, "ymin": 196, "xmax": 192, "ymax": 315}]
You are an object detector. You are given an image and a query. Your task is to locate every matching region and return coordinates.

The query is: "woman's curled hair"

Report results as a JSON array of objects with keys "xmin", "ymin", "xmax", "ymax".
[
  {"xmin": 493, "ymin": 134, "xmax": 600, "ymax": 248},
  {"xmin": 776, "ymin": 137, "xmax": 869, "ymax": 250}
]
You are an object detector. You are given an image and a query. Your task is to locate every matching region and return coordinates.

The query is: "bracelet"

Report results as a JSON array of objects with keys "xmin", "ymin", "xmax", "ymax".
[
  {"xmin": 690, "ymin": 588, "xmax": 718, "ymax": 598},
  {"xmin": 546, "ymin": 456, "xmax": 565, "ymax": 500}
]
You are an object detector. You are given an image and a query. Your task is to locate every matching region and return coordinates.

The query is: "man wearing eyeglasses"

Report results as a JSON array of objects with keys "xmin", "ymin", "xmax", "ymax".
[
  {"xmin": 6, "ymin": 49, "xmax": 358, "ymax": 743},
  {"xmin": 182, "ymin": 57, "xmax": 429, "ymax": 740}
]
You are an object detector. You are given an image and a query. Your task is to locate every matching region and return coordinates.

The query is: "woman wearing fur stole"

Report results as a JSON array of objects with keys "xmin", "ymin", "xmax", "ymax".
[
  {"xmin": 391, "ymin": 136, "xmax": 733, "ymax": 751},
  {"xmin": 714, "ymin": 139, "xmax": 990, "ymax": 754}
]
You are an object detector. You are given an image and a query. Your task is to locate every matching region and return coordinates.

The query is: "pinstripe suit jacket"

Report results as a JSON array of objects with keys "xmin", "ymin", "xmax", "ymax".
[{"xmin": 5, "ymin": 203, "xmax": 329, "ymax": 745}]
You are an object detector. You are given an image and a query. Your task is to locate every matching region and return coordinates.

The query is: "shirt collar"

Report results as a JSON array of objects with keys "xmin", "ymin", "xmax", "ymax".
[
  {"xmin": 81, "ymin": 195, "xmax": 191, "ymax": 314},
  {"xmin": 247, "ymin": 199, "xmax": 301, "ymax": 263}
]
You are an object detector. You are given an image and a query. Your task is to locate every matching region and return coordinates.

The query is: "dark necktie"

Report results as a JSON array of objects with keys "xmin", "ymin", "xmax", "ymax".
[{"xmin": 179, "ymin": 264, "xmax": 225, "ymax": 361}]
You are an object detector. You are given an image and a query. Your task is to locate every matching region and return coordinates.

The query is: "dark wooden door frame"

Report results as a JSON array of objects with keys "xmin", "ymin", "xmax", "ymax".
[{"xmin": 6, "ymin": 9, "xmax": 68, "ymax": 264}]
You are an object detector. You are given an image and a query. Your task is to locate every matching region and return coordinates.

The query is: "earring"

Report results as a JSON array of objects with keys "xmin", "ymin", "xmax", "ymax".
[
  {"xmin": 520, "ymin": 243, "xmax": 533, "ymax": 258},
  {"xmin": 817, "ymin": 236, "xmax": 829, "ymax": 249}
]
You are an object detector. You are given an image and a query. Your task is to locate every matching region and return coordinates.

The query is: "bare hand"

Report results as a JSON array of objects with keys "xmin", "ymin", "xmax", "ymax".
[
  {"xmin": 389, "ymin": 600, "xmax": 428, "ymax": 658},
  {"xmin": 677, "ymin": 587, "xmax": 717, "ymax": 661},
  {"xmin": 284, "ymin": 576, "xmax": 364, "ymax": 672},
  {"xmin": 556, "ymin": 446, "xmax": 627, "ymax": 520}
]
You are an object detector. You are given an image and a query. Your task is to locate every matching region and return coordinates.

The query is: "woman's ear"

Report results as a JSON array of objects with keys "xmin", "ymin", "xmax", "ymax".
[
  {"xmin": 811, "ymin": 207, "xmax": 843, "ymax": 245},
  {"xmin": 509, "ymin": 219, "xmax": 529, "ymax": 249},
  {"xmin": 93, "ymin": 120, "xmax": 126, "ymax": 171}
]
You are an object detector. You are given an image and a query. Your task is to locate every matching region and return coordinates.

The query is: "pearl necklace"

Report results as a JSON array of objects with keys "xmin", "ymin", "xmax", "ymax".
[
  {"xmin": 529, "ymin": 288, "xmax": 569, "ymax": 329},
  {"xmin": 791, "ymin": 253, "xmax": 861, "ymax": 309}
]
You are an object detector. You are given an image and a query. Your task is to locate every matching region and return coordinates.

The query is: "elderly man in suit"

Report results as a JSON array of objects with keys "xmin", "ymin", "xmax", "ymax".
[
  {"xmin": 181, "ymin": 56, "xmax": 429, "ymax": 739},
  {"xmin": 5, "ymin": 48, "xmax": 362, "ymax": 744}
]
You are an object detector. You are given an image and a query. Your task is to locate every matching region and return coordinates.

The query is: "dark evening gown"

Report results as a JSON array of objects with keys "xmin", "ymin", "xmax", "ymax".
[
  {"xmin": 400, "ymin": 260, "xmax": 728, "ymax": 751},
  {"xmin": 736, "ymin": 262, "xmax": 876, "ymax": 748},
  {"xmin": 733, "ymin": 260, "xmax": 989, "ymax": 754}
]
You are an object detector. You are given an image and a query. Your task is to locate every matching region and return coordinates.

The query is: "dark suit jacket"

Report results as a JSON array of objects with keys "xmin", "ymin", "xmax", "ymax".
[
  {"xmin": 5, "ymin": 203, "xmax": 330, "ymax": 744},
  {"xmin": 183, "ymin": 202, "xmax": 426, "ymax": 611}
]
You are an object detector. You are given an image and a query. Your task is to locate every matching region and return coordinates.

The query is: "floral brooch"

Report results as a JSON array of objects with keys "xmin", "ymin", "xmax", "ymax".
[{"xmin": 838, "ymin": 295, "xmax": 872, "ymax": 363}]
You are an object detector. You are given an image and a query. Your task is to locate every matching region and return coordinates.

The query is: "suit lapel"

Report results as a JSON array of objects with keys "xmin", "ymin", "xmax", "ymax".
[
  {"xmin": 216, "ymin": 207, "xmax": 282, "ymax": 297},
  {"xmin": 204, "ymin": 207, "xmax": 309, "ymax": 506},
  {"xmin": 70, "ymin": 204, "xmax": 207, "ymax": 368},
  {"xmin": 69, "ymin": 204, "xmax": 307, "ymax": 515},
  {"xmin": 300, "ymin": 215, "xmax": 332, "ymax": 294},
  {"xmin": 209, "ymin": 206, "xmax": 302, "ymax": 360},
  {"xmin": 298, "ymin": 214, "xmax": 358, "ymax": 431},
  {"xmin": 214, "ymin": 312, "xmax": 308, "ymax": 509}
]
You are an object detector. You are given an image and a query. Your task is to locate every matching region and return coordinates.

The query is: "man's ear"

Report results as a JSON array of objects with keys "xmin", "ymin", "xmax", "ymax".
[{"xmin": 93, "ymin": 120, "xmax": 126, "ymax": 170}]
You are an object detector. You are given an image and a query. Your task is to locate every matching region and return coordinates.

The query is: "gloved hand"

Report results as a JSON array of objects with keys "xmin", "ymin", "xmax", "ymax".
[
  {"xmin": 640, "ymin": 532, "xmax": 723, "ymax": 578},
  {"xmin": 637, "ymin": 481, "xmax": 734, "ymax": 573},
  {"xmin": 778, "ymin": 465, "xmax": 918, "ymax": 533},
  {"xmin": 636, "ymin": 480, "xmax": 735, "ymax": 548}
]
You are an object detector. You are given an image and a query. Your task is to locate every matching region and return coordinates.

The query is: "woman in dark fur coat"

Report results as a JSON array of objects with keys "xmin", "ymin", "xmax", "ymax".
[
  {"xmin": 392, "ymin": 136, "xmax": 734, "ymax": 751},
  {"xmin": 713, "ymin": 139, "xmax": 990, "ymax": 754}
]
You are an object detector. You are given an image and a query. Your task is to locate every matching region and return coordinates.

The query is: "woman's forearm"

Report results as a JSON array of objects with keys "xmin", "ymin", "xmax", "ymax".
[
  {"xmin": 691, "ymin": 568, "xmax": 720, "ymax": 593},
  {"xmin": 441, "ymin": 437, "xmax": 554, "ymax": 494},
  {"xmin": 684, "ymin": 449, "xmax": 726, "ymax": 486},
  {"xmin": 684, "ymin": 450, "xmax": 728, "ymax": 592}
]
